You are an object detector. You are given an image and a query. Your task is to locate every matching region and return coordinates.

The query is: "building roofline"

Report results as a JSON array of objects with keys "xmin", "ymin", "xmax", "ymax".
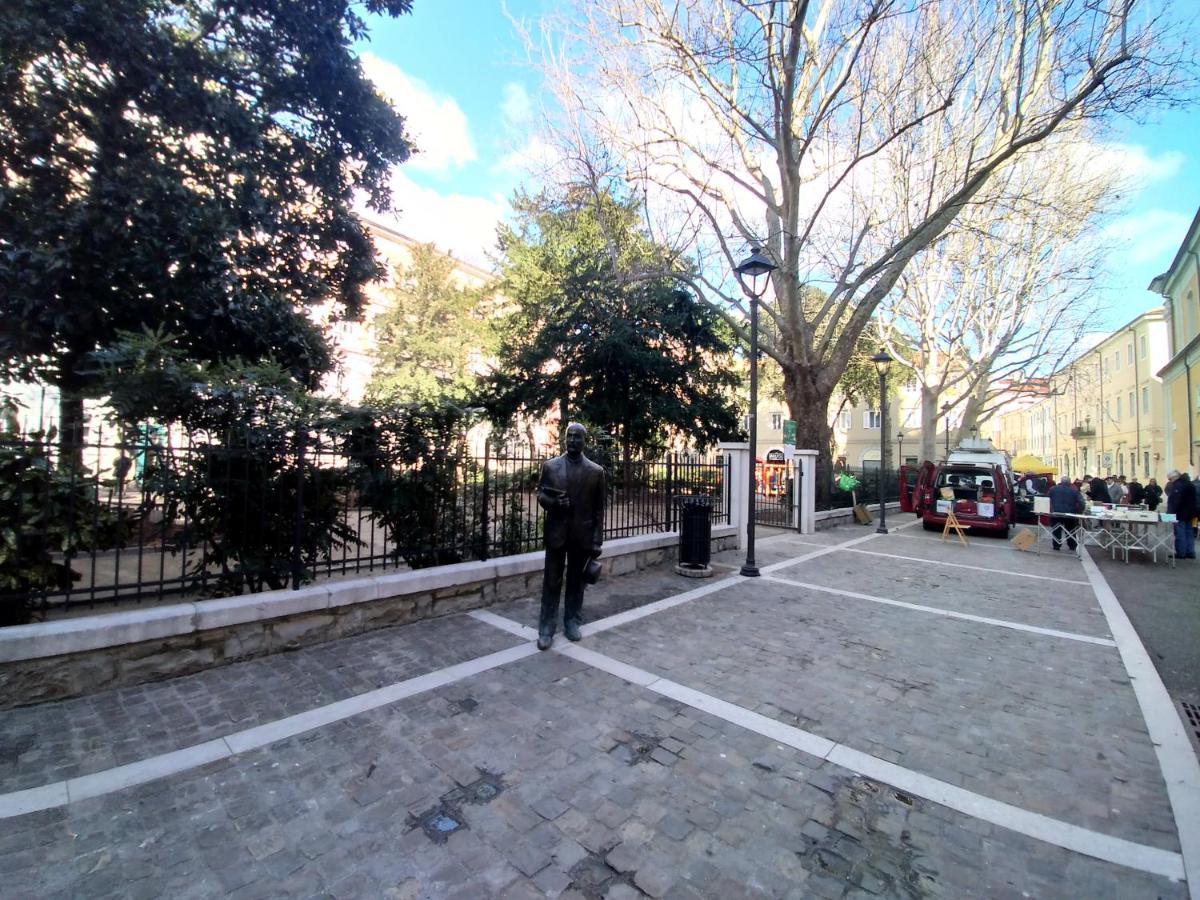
[
  {"xmin": 1055, "ymin": 307, "xmax": 1163, "ymax": 372},
  {"xmin": 1147, "ymin": 206, "xmax": 1200, "ymax": 293},
  {"xmin": 359, "ymin": 212, "xmax": 497, "ymax": 282}
]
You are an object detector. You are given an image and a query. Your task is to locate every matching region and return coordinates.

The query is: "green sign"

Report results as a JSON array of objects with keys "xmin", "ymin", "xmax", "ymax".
[{"xmin": 782, "ymin": 419, "xmax": 797, "ymax": 446}]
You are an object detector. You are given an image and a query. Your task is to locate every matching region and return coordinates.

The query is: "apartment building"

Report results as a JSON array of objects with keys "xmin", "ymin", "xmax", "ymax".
[
  {"xmin": 1148, "ymin": 207, "xmax": 1200, "ymax": 474},
  {"xmin": 754, "ymin": 382, "xmax": 954, "ymax": 470},
  {"xmin": 988, "ymin": 308, "xmax": 1169, "ymax": 480}
]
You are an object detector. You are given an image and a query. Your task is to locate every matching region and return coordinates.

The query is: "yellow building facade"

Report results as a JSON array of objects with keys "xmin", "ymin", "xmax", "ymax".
[
  {"xmin": 988, "ymin": 309, "xmax": 1169, "ymax": 481},
  {"xmin": 1149, "ymin": 208, "xmax": 1200, "ymax": 475}
]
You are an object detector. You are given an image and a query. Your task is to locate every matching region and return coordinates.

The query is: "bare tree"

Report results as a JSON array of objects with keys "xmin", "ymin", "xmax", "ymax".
[
  {"xmin": 877, "ymin": 127, "xmax": 1121, "ymax": 462},
  {"xmin": 526, "ymin": 0, "xmax": 1183, "ymax": 480}
]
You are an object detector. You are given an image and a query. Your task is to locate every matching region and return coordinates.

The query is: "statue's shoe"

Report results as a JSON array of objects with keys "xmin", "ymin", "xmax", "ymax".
[
  {"xmin": 564, "ymin": 620, "xmax": 582, "ymax": 642},
  {"xmin": 537, "ymin": 632, "xmax": 554, "ymax": 651}
]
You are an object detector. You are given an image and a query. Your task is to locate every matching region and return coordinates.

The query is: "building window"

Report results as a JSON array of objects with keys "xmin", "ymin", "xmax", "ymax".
[
  {"xmin": 1144, "ymin": 451, "xmax": 1150, "ymax": 475},
  {"xmin": 1142, "ymin": 386, "xmax": 1149, "ymax": 413},
  {"xmin": 1140, "ymin": 334, "xmax": 1148, "ymax": 358},
  {"xmin": 864, "ymin": 409, "xmax": 881, "ymax": 429},
  {"xmin": 1128, "ymin": 391, "xmax": 1134, "ymax": 416},
  {"xmin": 1127, "ymin": 343, "xmax": 1133, "ymax": 365},
  {"xmin": 770, "ymin": 412, "xmax": 783, "ymax": 431},
  {"xmin": 838, "ymin": 410, "xmax": 852, "ymax": 431},
  {"xmin": 1115, "ymin": 396, "xmax": 1121, "ymax": 420},
  {"xmin": 1113, "ymin": 351, "xmax": 1120, "ymax": 372},
  {"xmin": 1130, "ymin": 452, "xmax": 1135, "ymax": 474}
]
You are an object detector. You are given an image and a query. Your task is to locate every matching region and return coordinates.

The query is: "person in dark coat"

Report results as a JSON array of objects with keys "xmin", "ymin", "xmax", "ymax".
[
  {"xmin": 1047, "ymin": 476, "xmax": 1085, "ymax": 551},
  {"xmin": 1166, "ymin": 471, "xmax": 1196, "ymax": 559},
  {"xmin": 1126, "ymin": 478, "xmax": 1145, "ymax": 506},
  {"xmin": 1088, "ymin": 476, "xmax": 1112, "ymax": 504},
  {"xmin": 536, "ymin": 422, "xmax": 606, "ymax": 649},
  {"xmin": 1145, "ymin": 478, "xmax": 1163, "ymax": 511}
]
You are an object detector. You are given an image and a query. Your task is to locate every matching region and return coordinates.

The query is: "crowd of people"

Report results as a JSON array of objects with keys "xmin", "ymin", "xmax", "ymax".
[{"xmin": 1042, "ymin": 470, "xmax": 1198, "ymax": 559}]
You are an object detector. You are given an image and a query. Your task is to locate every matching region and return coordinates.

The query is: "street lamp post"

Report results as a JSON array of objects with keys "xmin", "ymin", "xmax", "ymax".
[
  {"xmin": 941, "ymin": 402, "xmax": 951, "ymax": 460},
  {"xmin": 897, "ymin": 431, "xmax": 905, "ymax": 466},
  {"xmin": 735, "ymin": 247, "xmax": 777, "ymax": 577},
  {"xmin": 872, "ymin": 350, "xmax": 893, "ymax": 534}
]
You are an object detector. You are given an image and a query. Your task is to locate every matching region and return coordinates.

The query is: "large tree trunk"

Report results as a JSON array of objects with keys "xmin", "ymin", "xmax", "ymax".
[
  {"xmin": 57, "ymin": 351, "xmax": 88, "ymax": 472},
  {"xmin": 781, "ymin": 364, "xmax": 835, "ymax": 508},
  {"xmin": 919, "ymin": 386, "xmax": 939, "ymax": 464}
]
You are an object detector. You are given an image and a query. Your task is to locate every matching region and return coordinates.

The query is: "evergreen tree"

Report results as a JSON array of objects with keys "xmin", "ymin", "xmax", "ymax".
[{"xmin": 486, "ymin": 188, "xmax": 741, "ymax": 456}]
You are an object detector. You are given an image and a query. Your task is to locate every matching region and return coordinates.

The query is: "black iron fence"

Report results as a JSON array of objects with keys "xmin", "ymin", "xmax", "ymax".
[
  {"xmin": 816, "ymin": 461, "xmax": 902, "ymax": 512},
  {"xmin": 0, "ymin": 423, "xmax": 728, "ymax": 623}
]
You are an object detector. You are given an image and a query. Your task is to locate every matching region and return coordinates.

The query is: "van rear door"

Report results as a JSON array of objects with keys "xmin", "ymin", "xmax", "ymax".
[{"xmin": 907, "ymin": 461, "xmax": 935, "ymax": 514}]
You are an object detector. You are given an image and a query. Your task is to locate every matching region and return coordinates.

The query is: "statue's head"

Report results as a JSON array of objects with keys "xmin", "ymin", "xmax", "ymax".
[{"xmin": 565, "ymin": 422, "xmax": 587, "ymax": 459}]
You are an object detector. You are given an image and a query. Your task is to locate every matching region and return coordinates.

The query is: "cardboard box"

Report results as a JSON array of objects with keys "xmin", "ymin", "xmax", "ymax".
[{"xmin": 1010, "ymin": 528, "xmax": 1037, "ymax": 551}]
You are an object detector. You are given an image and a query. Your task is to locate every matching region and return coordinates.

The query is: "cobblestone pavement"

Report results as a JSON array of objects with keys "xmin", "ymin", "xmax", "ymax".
[{"xmin": 1, "ymin": 522, "xmax": 1194, "ymax": 898}]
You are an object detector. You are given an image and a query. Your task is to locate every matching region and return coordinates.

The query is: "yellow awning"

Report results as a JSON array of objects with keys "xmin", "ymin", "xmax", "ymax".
[{"xmin": 1011, "ymin": 454, "xmax": 1056, "ymax": 474}]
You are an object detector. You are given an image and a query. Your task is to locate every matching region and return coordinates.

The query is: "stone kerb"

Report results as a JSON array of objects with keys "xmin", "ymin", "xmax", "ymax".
[{"xmin": 0, "ymin": 526, "xmax": 737, "ymax": 707}]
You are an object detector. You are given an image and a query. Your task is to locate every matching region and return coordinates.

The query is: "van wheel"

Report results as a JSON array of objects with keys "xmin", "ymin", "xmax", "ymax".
[{"xmin": 922, "ymin": 520, "xmax": 938, "ymax": 532}]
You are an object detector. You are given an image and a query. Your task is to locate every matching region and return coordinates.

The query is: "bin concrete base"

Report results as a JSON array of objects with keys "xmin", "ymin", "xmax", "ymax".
[{"xmin": 673, "ymin": 562, "xmax": 714, "ymax": 578}]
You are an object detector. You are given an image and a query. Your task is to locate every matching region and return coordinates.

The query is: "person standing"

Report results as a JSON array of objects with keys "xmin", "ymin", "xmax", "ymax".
[
  {"xmin": 1127, "ymin": 477, "xmax": 1145, "ymax": 506},
  {"xmin": 1048, "ymin": 475, "xmax": 1085, "ymax": 552},
  {"xmin": 536, "ymin": 423, "xmax": 606, "ymax": 649},
  {"xmin": 1166, "ymin": 470, "xmax": 1196, "ymax": 559},
  {"xmin": 1145, "ymin": 477, "xmax": 1163, "ymax": 511},
  {"xmin": 1089, "ymin": 475, "xmax": 1112, "ymax": 504}
]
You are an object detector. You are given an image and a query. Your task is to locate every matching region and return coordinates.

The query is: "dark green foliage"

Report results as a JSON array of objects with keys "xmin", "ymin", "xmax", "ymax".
[
  {"xmin": 0, "ymin": 418, "xmax": 128, "ymax": 625},
  {"xmin": 0, "ymin": 0, "xmax": 414, "ymax": 423},
  {"xmin": 339, "ymin": 404, "xmax": 481, "ymax": 569},
  {"xmin": 92, "ymin": 331, "xmax": 361, "ymax": 595},
  {"xmin": 485, "ymin": 187, "xmax": 742, "ymax": 455}
]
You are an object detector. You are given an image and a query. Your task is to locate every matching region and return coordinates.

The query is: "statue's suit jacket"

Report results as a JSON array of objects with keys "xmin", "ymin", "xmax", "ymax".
[{"xmin": 538, "ymin": 454, "xmax": 606, "ymax": 552}]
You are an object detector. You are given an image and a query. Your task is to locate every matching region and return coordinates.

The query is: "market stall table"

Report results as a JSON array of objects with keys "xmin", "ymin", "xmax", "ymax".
[{"xmin": 1035, "ymin": 509, "xmax": 1175, "ymax": 566}]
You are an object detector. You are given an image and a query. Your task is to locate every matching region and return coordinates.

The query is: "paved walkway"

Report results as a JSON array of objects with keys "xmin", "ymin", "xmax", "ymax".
[{"xmin": 2, "ymin": 521, "xmax": 1197, "ymax": 899}]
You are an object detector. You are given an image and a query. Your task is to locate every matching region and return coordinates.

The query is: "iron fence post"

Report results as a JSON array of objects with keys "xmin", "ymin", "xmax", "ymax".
[
  {"xmin": 479, "ymin": 439, "xmax": 490, "ymax": 561},
  {"xmin": 665, "ymin": 453, "xmax": 675, "ymax": 531},
  {"xmin": 291, "ymin": 427, "xmax": 306, "ymax": 591}
]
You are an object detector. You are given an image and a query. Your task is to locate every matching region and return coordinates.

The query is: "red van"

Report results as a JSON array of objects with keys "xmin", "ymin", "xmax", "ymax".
[{"xmin": 899, "ymin": 460, "xmax": 1015, "ymax": 535}]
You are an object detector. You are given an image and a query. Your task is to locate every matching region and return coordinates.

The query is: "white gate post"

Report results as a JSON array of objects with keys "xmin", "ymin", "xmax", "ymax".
[
  {"xmin": 795, "ymin": 449, "xmax": 818, "ymax": 534},
  {"xmin": 718, "ymin": 442, "xmax": 749, "ymax": 549}
]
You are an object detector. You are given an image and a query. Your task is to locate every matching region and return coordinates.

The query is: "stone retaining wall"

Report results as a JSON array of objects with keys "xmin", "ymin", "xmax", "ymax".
[
  {"xmin": 813, "ymin": 502, "xmax": 902, "ymax": 531},
  {"xmin": 0, "ymin": 528, "xmax": 736, "ymax": 708}
]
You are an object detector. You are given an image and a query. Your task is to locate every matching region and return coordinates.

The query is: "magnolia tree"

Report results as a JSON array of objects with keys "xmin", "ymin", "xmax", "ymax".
[
  {"xmin": 527, "ymin": 0, "xmax": 1184, "ymax": 479},
  {"xmin": 876, "ymin": 126, "xmax": 1122, "ymax": 463}
]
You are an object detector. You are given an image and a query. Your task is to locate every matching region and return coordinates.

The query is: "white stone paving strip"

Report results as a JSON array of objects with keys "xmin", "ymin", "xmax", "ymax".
[
  {"xmin": 763, "ymin": 574, "xmax": 1117, "ymax": 647},
  {"xmin": 1079, "ymin": 550, "xmax": 1200, "ymax": 898},
  {"xmin": 546, "ymin": 638, "xmax": 1183, "ymax": 881},
  {"xmin": 0, "ymin": 642, "xmax": 538, "ymax": 820},
  {"xmin": 826, "ymin": 545, "xmax": 1090, "ymax": 585}
]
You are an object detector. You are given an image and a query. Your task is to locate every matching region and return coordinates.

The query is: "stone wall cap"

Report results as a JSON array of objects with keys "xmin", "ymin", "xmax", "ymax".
[{"xmin": 0, "ymin": 603, "xmax": 198, "ymax": 663}]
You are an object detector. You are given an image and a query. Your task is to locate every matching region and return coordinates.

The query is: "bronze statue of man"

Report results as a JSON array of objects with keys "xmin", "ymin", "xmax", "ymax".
[{"xmin": 536, "ymin": 422, "xmax": 606, "ymax": 650}]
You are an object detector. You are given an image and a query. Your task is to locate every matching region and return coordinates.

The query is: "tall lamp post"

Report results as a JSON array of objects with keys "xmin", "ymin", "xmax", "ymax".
[
  {"xmin": 735, "ymin": 247, "xmax": 777, "ymax": 577},
  {"xmin": 941, "ymin": 402, "xmax": 951, "ymax": 460},
  {"xmin": 872, "ymin": 349, "xmax": 893, "ymax": 534},
  {"xmin": 896, "ymin": 431, "xmax": 905, "ymax": 466}
]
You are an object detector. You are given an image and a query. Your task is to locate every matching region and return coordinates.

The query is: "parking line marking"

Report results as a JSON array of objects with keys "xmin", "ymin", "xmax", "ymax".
[
  {"xmin": 545, "ymin": 642, "xmax": 1183, "ymax": 882},
  {"xmin": 0, "ymin": 641, "xmax": 538, "ymax": 819},
  {"xmin": 828, "ymin": 547, "xmax": 1090, "ymax": 585},
  {"xmin": 1080, "ymin": 550, "xmax": 1200, "ymax": 894},
  {"xmin": 763, "ymin": 574, "xmax": 1116, "ymax": 646}
]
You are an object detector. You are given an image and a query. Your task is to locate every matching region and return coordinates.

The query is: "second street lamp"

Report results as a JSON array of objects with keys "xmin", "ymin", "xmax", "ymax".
[
  {"xmin": 871, "ymin": 349, "xmax": 893, "ymax": 535},
  {"xmin": 897, "ymin": 430, "xmax": 905, "ymax": 465},
  {"xmin": 735, "ymin": 246, "xmax": 777, "ymax": 577}
]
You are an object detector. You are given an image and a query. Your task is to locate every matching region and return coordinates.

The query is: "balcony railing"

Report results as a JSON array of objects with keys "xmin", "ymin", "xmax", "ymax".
[{"xmin": 1070, "ymin": 426, "xmax": 1096, "ymax": 439}]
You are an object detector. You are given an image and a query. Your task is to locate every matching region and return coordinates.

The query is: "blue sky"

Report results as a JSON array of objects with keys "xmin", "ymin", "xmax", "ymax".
[{"xmin": 356, "ymin": 2, "xmax": 1199, "ymax": 329}]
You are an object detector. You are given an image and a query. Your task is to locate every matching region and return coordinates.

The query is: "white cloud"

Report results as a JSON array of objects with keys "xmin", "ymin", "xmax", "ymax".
[
  {"xmin": 500, "ymin": 82, "xmax": 533, "ymax": 126},
  {"xmin": 1085, "ymin": 143, "xmax": 1185, "ymax": 187},
  {"xmin": 1102, "ymin": 208, "xmax": 1192, "ymax": 266},
  {"xmin": 360, "ymin": 53, "xmax": 475, "ymax": 174},
  {"xmin": 360, "ymin": 172, "xmax": 504, "ymax": 271}
]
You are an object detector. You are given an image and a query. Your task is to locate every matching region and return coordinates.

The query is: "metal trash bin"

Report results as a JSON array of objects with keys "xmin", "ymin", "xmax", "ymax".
[{"xmin": 676, "ymin": 495, "xmax": 713, "ymax": 569}]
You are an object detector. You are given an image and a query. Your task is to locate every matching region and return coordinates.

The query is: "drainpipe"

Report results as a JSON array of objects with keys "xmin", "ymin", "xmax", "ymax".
[
  {"xmin": 1132, "ymin": 322, "xmax": 1141, "ymax": 477},
  {"xmin": 1097, "ymin": 352, "xmax": 1106, "ymax": 474},
  {"xmin": 1190, "ymin": 250, "xmax": 1200, "ymax": 468}
]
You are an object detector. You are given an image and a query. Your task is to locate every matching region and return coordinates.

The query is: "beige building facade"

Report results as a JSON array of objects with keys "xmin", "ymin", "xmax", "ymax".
[
  {"xmin": 988, "ymin": 308, "xmax": 1169, "ymax": 481},
  {"xmin": 1148, "ymin": 207, "xmax": 1200, "ymax": 475}
]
